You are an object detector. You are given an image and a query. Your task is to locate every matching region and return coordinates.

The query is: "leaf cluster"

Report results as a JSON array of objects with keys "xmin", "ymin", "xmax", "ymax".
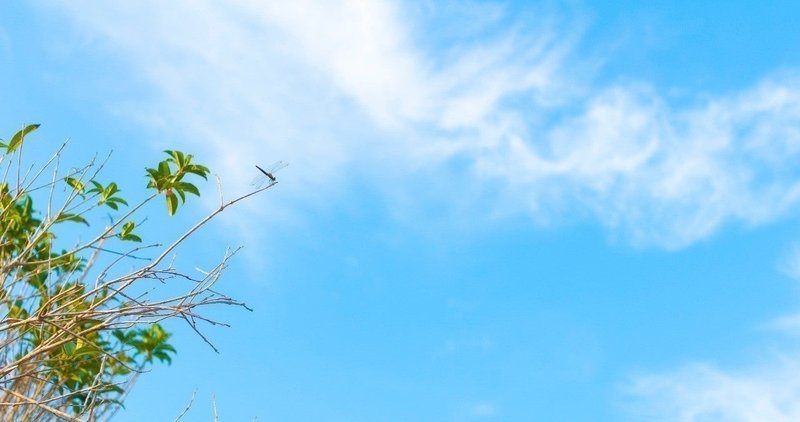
[
  {"xmin": 145, "ymin": 150, "xmax": 209, "ymax": 216},
  {"xmin": 0, "ymin": 124, "xmax": 251, "ymax": 421}
]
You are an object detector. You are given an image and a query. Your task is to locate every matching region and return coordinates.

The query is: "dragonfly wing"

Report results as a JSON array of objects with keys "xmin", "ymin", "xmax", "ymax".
[
  {"xmin": 250, "ymin": 161, "xmax": 288, "ymax": 188},
  {"xmin": 266, "ymin": 161, "xmax": 289, "ymax": 173},
  {"xmin": 249, "ymin": 172, "xmax": 269, "ymax": 188},
  {"xmin": 250, "ymin": 161, "xmax": 289, "ymax": 189}
]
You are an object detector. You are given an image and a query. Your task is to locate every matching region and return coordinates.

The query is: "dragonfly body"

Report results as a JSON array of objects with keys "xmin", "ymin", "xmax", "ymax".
[
  {"xmin": 251, "ymin": 161, "xmax": 288, "ymax": 188},
  {"xmin": 255, "ymin": 164, "xmax": 277, "ymax": 182}
]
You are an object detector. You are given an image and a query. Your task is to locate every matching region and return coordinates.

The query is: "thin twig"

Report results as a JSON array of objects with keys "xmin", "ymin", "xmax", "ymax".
[
  {"xmin": 212, "ymin": 393, "xmax": 219, "ymax": 422},
  {"xmin": 173, "ymin": 389, "xmax": 197, "ymax": 422}
]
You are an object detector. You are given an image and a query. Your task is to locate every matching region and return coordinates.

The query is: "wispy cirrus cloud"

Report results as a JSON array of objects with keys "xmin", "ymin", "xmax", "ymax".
[
  {"xmin": 625, "ymin": 252, "xmax": 800, "ymax": 422},
  {"xmin": 625, "ymin": 347, "xmax": 800, "ymax": 422},
  {"xmin": 481, "ymin": 75, "xmax": 800, "ymax": 248},
  {"xmin": 45, "ymin": 0, "xmax": 800, "ymax": 248}
]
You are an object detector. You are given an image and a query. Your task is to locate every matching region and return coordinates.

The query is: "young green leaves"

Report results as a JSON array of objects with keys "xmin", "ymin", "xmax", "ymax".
[
  {"xmin": 0, "ymin": 124, "xmax": 232, "ymax": 419},
  {"xmin": 64, "ymin": 178, "xmax": 129, "ymax": 211},
  {"xmin": 89, "ymin": 181, "xmax": 128, "ymax": 210},
  {"xmin": 145, "ymin": 150, "xmax": 210, "ymax": 216},
  {"xmin": 118, "ymin": 221, "xmax": 142, "ymax": 242},
  {"xmin": 0, "ymin": 123, "xmax": 40, "ymax": 153},
  {"xmin": 111, "ymin": 323, "xmax": 176, "ymax": 365}
]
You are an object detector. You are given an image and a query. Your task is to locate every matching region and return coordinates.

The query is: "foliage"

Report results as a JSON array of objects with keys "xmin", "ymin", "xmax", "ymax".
[
  {"xmin": 0, "ymin": 124, "xmax": 270, "ymax": 421},
  {"xmin": 145, "ymin": 150, "xmax": 210, "ymax": 216}
]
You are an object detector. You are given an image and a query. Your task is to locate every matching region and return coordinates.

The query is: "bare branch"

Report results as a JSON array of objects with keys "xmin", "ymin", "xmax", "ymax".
[{"xmin": 173, "ymin": 389, "xmax": 197, "ymax": 422}]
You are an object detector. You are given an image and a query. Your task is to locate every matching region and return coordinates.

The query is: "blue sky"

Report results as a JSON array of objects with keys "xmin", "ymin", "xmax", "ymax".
[{"xmin": 3, "ymin": 1, "xmax": 800, "ymax": 420}]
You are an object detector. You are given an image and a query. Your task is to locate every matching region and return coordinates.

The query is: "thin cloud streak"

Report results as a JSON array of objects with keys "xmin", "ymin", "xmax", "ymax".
[
  {"xmin": 626, "ymin": 356, "xmax": 800, "ymax": 422},
  {"xmin": 625, "ymin": 250, "xmax": 800, "ymax": 422},
  {"xmin": 483, "ymin": 76, "xmax": 800, "ymax": 248},
  {"xmin": 48, "ymin": 0, "xmax": 800, "ymax": 248}
]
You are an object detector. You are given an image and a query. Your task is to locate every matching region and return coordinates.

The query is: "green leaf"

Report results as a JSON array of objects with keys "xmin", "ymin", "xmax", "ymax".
[
  {"xmin": 186, "ymin": 164, "xmax": 210, "ymax": 179},
  {"xmin": 112, "ymin": 330, "xmax": 130, "ymax": 343},
  {"xmin": 157, "ymin": 161, "xmax": 170, "ymax": 177},
  {"xmin": 118, "ymin": 221, "xmax": 142, "ymax": 242},
  {"xmin": 73, "ymin": 345, "xmax": 97, "ymax": 359},
  {"xmin": 98, "ymin": 183, "xmax": 128, "ymax": 210},
  {"xmin": 165, "ymin": 191, "xmax": 178, "ymax": 216},
  {"xmin": 64, "ymin": 177, "xmax": 84, "ymax": 193},
  {"xmin": 121, "ymin": 221, "xmax": 135, "ymax": 236},
  {"xmin": 165, "ymin": 150, "xmax": 185, "ymax": 167},
  {"xmin": 121, "ymin": 233, "xmax": 142, "ymax": 242},
  {"xmin": 55, "ymin": 212, "xmax": 89, "ymax": 226},
  {"xmin": 87, "ymin": 180, "xmax": 104, "ymax": 194},
  {"xmin": 176, "ymin": 182, "xmax": 200, "ymax": 197},
  {"xmin": 7, "ymin": 123, "xmax": 40, "ymax": 153},
  {"xmin": 159, "ymin": 344, "xmax": 176, "ymax": 353},
  {"xmin": 145, "ymin": 167, "xmax": 160, "ymax": 180},
  {"xmin": 104, "ymin": 182, "xmax": 120, "ymax": 196},
  {"xmin": 153, "ymin": 351, "xmax": 172, "ymax": 364},
  {"xmin": 62, "ymin": 341, "xmax": 76, "ymax": 356}
]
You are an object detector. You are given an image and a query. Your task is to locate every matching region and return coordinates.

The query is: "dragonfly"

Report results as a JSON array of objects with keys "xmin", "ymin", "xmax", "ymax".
[{"xmin": 251, "ymin": 161, "xmax": 288, "ymax": 188}]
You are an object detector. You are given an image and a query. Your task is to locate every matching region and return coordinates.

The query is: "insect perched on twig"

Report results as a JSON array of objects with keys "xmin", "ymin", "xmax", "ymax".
[{"xmin": 251, "ymin": 161, "xmax": 288, "ymax": 188}]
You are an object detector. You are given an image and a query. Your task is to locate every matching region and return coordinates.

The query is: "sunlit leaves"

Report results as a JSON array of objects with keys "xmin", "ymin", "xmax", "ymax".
[
  {"xmin": 55, "ymin": 212, "xmax": 89, "ymax": 226},
  {"xmin": 51, "ymin": 251, "xmax": 86, "ymax": 274},
  {"xmin": 1, "ymin": 123, "xmax": 40, "ymax": 153},
  {"xmin": 118, "ymin": 221, "xmax": 142, "ymax": 242},
  {"xmin": 64, "ymin": 177, "xmax": 84, "ymax": 193},
  {"xmin": 111, "ymin": 324, "xmax": 176, "ymax": 365},
  {"xmin": 145, "ymin": 150, "xmax": 209, "ymax": 215},
  {"xmin": 84, "ymin": 180, "xmax": 129, "ymax": 210},
  {"xmin": 165, "ymin": 190, "xmax": 178, "ymax": 215},
  {"xmin": 0, "ymin": 125, "xmax": 211, "ymax": 419},
  {"xmin": 165, "ymin": 149, "xmax": 209, "ymax": 180},
  {"xmin": 132, "ymin": 324, "xmax": 175, "ymax": 364}
]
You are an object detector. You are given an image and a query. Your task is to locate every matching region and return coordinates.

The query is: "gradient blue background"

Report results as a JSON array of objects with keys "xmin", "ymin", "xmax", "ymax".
[{"xmin": 3, "ymin": 1, "xmax": 800, "ymax": 420}]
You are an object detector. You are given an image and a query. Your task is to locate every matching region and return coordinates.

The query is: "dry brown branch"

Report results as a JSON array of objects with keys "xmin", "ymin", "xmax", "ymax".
[{"xmin": 1, "ymin": 132, "xmax": 277, "ymax": 420}]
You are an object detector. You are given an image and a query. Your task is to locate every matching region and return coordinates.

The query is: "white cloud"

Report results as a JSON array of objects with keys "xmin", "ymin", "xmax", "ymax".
[
  {"xmin": 778, "ymin": 243, "xmax": 800, "ymax": 281},
  {"xmin": 626, "ymin": 279, "xmax": 800, "ymax": 422},
  {"xmin": 43, "ymin": 1, "xmax": 800, "ymax": 248},
  {"xmin": 766, "ymin": 314, "xmax": 800, "ymax": 336},
  {"xmin": 482, "ymin": 76, "xmax": 800, "ymax": 248},
  {"xmin": 456, "ymin": 400, "xmax": 498, "ymax": 420},
  {"xmin": 626, "ymin": 355, "xmax": 800, "ymax": 422}
]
